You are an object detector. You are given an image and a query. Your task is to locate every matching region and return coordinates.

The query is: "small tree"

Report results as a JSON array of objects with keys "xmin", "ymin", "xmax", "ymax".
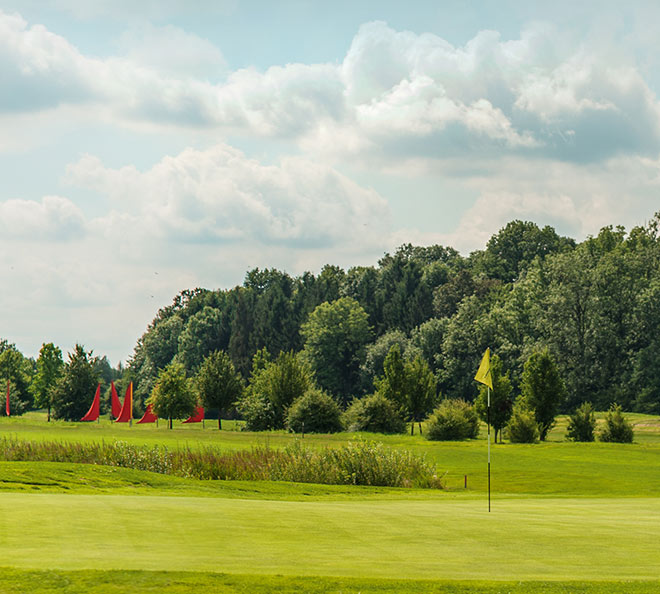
[
  {"xmin": 426, "ymin": 399, "xmax": 479, "ymax": 441},
  {"xmin": 196, "ymin": 350, "xmax": 244, "ymax": 429},
  {"xmin": 521, "ymin": 350, "xmax": 566, "ymax": 440},
  {"xmin": 474, "ymin": 354, "xmax": 513, "ymax": 443},
  {"xmin": 375, "ymin": 348, "xmax": 436, "ymax": 435},
  {"xmin": 248, "ymin": 350, "xmax": 312, "ymax": 427},
  {"xmin": 286, "ymin": 388, "xmax": 342, "ymax": 434},
  {"xmin": 147, "ymin": 362, "xmax": 197, "ymax": 429},
  {"xmin": 342, "ymin": 392, "xmax": 406, "ymax": 434},
  {"xmin": 506, "ymin": 396, "xmax": 540, "ymax": 443},
  {"xmin": 599, "ymin": 404, "xmax": 634, "ymax": 443},
  {"xmin": 52, "ymin": 345, "xmax": 98, "ymax": 421},
  {"xmin": 404, "ymin": 357, "xmax": 437, "ymax": 435},
  {"xmin": 32, "ymin": 343, "xmax": 64, "ymax": 422},
  {"xmin": 566, "ymin": 402, "xmax": 596, "ymax": 442}
]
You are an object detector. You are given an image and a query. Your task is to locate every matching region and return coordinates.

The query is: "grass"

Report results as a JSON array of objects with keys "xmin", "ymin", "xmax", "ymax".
[
  {"xmin": 0, "ymin": 569, "xmax": 658, "ymax": 594},
  {"xmin": 0, "ymin": 491, "xmax": 658, "ymax": 580},
  {"xmin": 0, "ymin": 411, "xmax": 659, "ymax": 592}
]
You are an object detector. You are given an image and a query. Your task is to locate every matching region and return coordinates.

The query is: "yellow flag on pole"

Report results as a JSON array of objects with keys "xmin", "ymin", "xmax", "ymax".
[{"xmin": 474, "ymin": 348, "xmax": 493, "ymax": 390}]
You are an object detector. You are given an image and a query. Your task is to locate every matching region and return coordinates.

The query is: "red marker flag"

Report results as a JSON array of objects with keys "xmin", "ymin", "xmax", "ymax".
[
  {"xmin": 81, "ymin": 383, "xmax": 101, "ymax": 421},
  {"xmin": 5, "ymin": 380, "xmax": 10, "ymax": 417},
  {"xmin": 182, "ymin": 406, "xmax": 204, "ymax": 423},
  {"xmin": 137, "ymin": 403, "xmax": 158, "ymax": 424},
  {"xmin": 115, "ymin": 382, "xmax": 133, "ymax": 423},
  {"xmin": 110, "ymin": 381, "xmax": 122, "ymax": 419}
]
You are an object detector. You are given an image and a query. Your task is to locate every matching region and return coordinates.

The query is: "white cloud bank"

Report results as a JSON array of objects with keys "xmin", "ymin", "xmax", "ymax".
[{"xmin": 2, "ymin": 12, "xmax": 659, "ymax": 163}]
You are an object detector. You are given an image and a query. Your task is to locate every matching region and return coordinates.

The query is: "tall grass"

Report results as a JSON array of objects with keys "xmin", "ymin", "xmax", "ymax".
[{"xmin": 0, "ymin": 437, "xmax": 442, "ymax": 489}]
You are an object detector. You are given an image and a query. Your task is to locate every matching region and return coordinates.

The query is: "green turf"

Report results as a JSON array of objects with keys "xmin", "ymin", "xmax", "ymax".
[
  {"xmin": 3, "ymin": 413, "xmax": 660, "ymax": 497},
  {"xmin": 0, "ymin": 491, "xmax": 657, "ymax": 580},
  {"xmin": 1, "ymin": 412, "xmax": 659, "ymax": 592},
  {"xmin": 0, "ymin": 569, "xmax": 658, "ymax": 594}
]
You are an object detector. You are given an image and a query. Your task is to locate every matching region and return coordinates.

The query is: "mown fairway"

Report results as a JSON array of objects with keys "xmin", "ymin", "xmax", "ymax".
[{"xmin": 0, "ymin": 413, "xmax": 659, "ymax": 592}]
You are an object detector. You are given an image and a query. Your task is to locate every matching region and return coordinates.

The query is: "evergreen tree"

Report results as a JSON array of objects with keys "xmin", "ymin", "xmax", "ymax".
[{"xmin": 52, "ymin": 345, "xmax": 98, "ymax": 421}]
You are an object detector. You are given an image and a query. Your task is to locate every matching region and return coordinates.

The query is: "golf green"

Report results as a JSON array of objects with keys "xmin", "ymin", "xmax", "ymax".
[{"xmin": 0, "ymin": 492, "xmax": 657, "ymax": 581}]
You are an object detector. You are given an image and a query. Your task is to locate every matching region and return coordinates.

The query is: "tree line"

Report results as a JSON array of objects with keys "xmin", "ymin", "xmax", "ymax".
[{"xmin": 4, "ymin": 214, "xmax": 660, "ymax": 425}]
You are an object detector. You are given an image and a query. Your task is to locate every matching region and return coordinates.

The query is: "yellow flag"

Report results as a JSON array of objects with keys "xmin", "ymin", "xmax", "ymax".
[{"xmin": 474, "ymin": 348, "xmax": 493, "ymax": 390}]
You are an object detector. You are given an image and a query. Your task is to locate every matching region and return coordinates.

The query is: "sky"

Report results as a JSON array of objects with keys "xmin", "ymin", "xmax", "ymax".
[{"xmin": 1, "ymin": 0, "xmax": 660, "ymax": 365}]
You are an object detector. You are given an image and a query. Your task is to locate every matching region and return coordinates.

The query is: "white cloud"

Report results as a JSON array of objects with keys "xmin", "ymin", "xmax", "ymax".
[
  {"xmin": 0, "ymin": 195, "xmax": 85, "ymax": 240},
  {"xmin": 402, "ymin": 155, "xmax": 660, "ymax": 253},
  {"xmin": 65, "ymin": 143, "xmax": 391, "ymax": 249},
  {"xmin": 3, "ymin": 12, "xmax": 659, "ymax": 162},
  {"xmin": 118, "ymin": 23, "xmax": 227, "ymax": 81}
]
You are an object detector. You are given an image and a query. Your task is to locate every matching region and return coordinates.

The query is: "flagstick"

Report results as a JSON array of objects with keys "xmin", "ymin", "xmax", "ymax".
[{"xmin": 487, "ymin": 385, "xmax": 491, "ymax": 513}]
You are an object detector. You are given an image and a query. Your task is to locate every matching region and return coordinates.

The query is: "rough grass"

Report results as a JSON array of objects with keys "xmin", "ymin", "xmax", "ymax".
[
  {"xmin": 0, "ymin": 437, "xmax": 442, "ymax": 488},
  {"xmin": 0, "ymin": 569, "xmax": 658, "ymax": 594}
]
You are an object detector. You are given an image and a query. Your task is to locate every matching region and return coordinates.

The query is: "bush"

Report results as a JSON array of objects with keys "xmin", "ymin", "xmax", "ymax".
[
  {"xmin": 286, "ymin": 388, "xmax": 342, "ymax": 434},
  {"xmin": 425, "ymin": 399, "xmax": 479, "ymax": 441},
  {"xmin": 599, "ymin": 404, "xmax": 634, "ymax": 443},
  {"xmin": 342, "ymin": 393, "xmax": 406, "ymax": 434},
  {"xmin": 566, "ymin": 402, "xmax": 596, "ymax": 442},
  {"xmin": 236, "ymin": 392, "xmax": 277, "ymax": 431},
  {"xmin": 506, "ymin": 396, "xmax": 540, "ymax": 443}
]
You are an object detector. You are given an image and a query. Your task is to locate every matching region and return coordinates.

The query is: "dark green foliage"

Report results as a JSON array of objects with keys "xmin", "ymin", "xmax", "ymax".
[
  {"xmin": 506, "ymin": 396, "xmax": 540, "ymax": 443},
  {"xmin": 599, "ymin": 404, "xmax": 634, "ymax": 443},
  {"xmin": 404, "ymin": 357, "xmax": 437, "ymax": 434},
  {"xmin": 122, "ymin": 213, "xmax": 660, "ymax": 419},
  {"xmin": 426, "ymin": 399, "xmax": 479, "ymax": 441},
  {"xmin": 52, "ymin": 345, "xmax": 99, "ymax": 421},
  {"xmin": 360, "ymin": 329, "xmax": 409, "ymax": 392},
  {"xmin": 521, "ymin": 350, "xmax": 566, "ymax": 440},
  {"xmin": 301, "ymin": 297, "xmax": 372, "ymax": 403},
  {"xmin": 31, "ymin": 343, "xmax": 64, "ymax": 421},
  {"xmin": 196, "ymin": 350, "xmax": 244, "ymax": 429},
  {"xmin": 0, "ymin": 343, "xmax": 34, "ymax": 414},
  {"xmin": 342, "ymin": 392, "xmax": 406, "ymax": 434},
  {"xmin": 474, "ymin": 354, "xmax": 513, "ymax": 442},
  {"xmin": 236, "ymin": 391, "xmax": 277, "ymax": 431},
  {"xmin": 482, "ymin": 219, "xmax": 575, "ymax": 283},
  {"xmin": 147, "ymin": 362, "xmax": 197, "ymax": 429},
  {"xmin": 247, "ymin": 350, "xmax": 312, "ymax": 427},
  {"xmin": 286, "ymin": 388, "xmax": 342, "ymax": 434},
  {"xmin": 376, "ymin": 347, "xmax": 437, "ymax": 435},
  {"xmin": 566, "ymin": 402, "xmax": 596, "ymax": 442}
]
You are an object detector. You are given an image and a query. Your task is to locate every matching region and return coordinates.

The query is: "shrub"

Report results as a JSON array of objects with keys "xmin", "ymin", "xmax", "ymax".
[
  {"xmin": 286, "ymin": 388, "xmax": 342, "ymax": 434},
  {"xmin": 236, "ymin": 391, "xmax": 277, "ymax": 431},
  {"xmin": 566, "ymin": 402, "xmax": 596, "ymax": 442},
  {"xmin": 425, "ymin": 399, "xmax": 479, "ymax": 441},
  {"xmin": 342, "ymin": 393, "xmax": 406, "ymax": 434},
  {"xmin": 506, "ymin": 396, "xmax": 540, "ymax": 443},
  {"xmin": 599, "ymin": 404, "xmax": 634, "ymax": 443}
]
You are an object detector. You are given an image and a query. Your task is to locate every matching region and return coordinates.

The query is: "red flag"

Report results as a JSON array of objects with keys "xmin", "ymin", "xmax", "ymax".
[
  {"xmin": 115, "ymin": 382, "xmax": 133, "ymax": 423},
  {"xmin": 81, "ymin": 384, "xmax": 101, "ymax": 421},
  {"xmin": 110, "ymin": 381, "xmax": 121, "ymax": 419},
  {"xmin": 182, "ymin": 406, "xmax": 204, "ymax": 423},
  {"xmin": 136, "ymin": 403, "xmax": 158, "ymax": 424},
  {"xmin": 5, "ymin": 380, "xmax": 10, "ymax": 417}
]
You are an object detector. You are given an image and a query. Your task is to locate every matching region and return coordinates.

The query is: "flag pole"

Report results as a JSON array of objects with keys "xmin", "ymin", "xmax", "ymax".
[{"xmin": 487, "ymin": 385, "xmax": 491, "ymax": 513}]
